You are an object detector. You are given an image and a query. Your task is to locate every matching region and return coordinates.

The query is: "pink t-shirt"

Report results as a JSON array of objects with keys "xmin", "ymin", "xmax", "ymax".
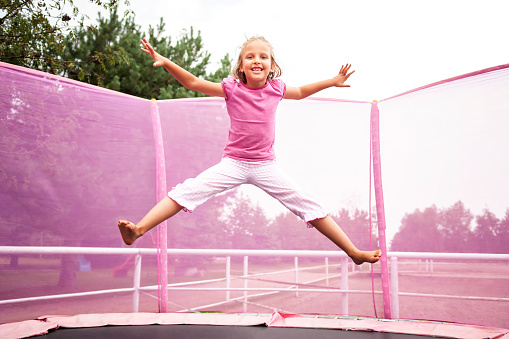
[{"xmin": 221, "ymin": 77, "xmax": 286, "ymax": 161}]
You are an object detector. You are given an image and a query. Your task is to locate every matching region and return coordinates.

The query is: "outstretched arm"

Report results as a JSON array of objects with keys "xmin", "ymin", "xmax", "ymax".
[
  {"xmin": 283, "ymin": 64, "xmax": 355, "ymax": 100},
  {"xmin": 141, "ymin": 38, "xmax": 226, "ymax": 98}
]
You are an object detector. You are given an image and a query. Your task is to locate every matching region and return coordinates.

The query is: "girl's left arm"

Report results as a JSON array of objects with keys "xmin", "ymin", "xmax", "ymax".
[{"xmin": 283, "ymin": 64, "xmax": 355, "ymax": 100}]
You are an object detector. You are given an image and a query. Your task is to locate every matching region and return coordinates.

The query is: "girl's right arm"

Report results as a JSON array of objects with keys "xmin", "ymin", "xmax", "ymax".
[{"xmin": 141, "ymin": 38, "xmax": 226, "ymax": 98}]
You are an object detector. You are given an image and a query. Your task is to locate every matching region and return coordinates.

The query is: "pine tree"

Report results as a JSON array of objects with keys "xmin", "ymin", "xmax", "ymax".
[{"xmin": 60, "ymin": 10, "xmax": 231, "ymax": 99}]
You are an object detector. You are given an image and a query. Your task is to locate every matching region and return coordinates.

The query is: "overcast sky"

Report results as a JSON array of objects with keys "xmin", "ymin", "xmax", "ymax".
[{"xmin": 83, "ymin": 0, "xmax": 509, "ymax": 102}]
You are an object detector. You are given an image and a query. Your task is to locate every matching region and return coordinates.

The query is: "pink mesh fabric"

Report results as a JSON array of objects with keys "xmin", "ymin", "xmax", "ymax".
[{"xmin": 1, "ymin": 61, "xmax": 508, "ymax": 330}]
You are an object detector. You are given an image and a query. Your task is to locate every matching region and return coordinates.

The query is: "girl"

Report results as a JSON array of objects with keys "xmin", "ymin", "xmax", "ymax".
[{"xmin": 118, "ymin": 36, "xmax": 381, "ymax": 265}]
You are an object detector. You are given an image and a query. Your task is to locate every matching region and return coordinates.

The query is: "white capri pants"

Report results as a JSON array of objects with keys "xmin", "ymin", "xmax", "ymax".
[{"xmin": 168, "ymin": 157, "xmax": 328, "ymax": 226}]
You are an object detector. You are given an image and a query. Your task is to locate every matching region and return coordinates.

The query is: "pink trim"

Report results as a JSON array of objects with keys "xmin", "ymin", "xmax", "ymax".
[
  {"xmin": 304, "ymin": 97, "xmax": 371, "ymax": 104},
  {"xmin": 370, "ymin": 101, "xmax": 391, "ymax": 319},
  {"xmin": 150, "ymin": 100, "xmax": 168, "ymax": 312},
  {"xmin": 0, "ymin": 61, "xmax": 147, "ymax": 101},
  {"xmin": 382, "ymin": 63, "xmax": 509, "ymax": 101}
]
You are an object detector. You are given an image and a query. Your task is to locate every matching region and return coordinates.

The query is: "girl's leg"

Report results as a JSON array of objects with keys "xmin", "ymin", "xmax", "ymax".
[
  {"xmin": 252, "ymin": 162, "xmax": 381, "ymax": 265},
  {"xmin": 119, "ymin": 158, "xmax": 248, "ymax": 245},
  {"xmin": 118, "ymin": 197, "xmax": 182, "ymax": 245},
  {"xmin": 310, "ymin": 216, "xmax": 381, "ymax": 265}
]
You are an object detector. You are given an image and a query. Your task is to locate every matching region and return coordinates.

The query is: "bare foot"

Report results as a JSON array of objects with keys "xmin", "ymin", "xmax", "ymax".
[
  {"xmin": 350, "ymin": 249, "xmax": 382, "ymax": 265},
  {"xmin": 118, "ymin": 220, "xmax": 139, "ymax": 245}
]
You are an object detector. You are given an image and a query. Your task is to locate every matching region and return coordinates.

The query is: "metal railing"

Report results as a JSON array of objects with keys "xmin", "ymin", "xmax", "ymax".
[
  {"xmin": 386, "ymin": 252, "xmax": 509, "ymax": 318},
  {"xmin": 1, "ymin": 246, "xmax": 508, "ymax": 318}
]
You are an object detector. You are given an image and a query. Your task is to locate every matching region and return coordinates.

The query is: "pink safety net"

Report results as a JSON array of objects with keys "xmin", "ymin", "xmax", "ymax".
[{"xmin": 0, "ymin": 61, "xmax": 508, "ymax": 331}]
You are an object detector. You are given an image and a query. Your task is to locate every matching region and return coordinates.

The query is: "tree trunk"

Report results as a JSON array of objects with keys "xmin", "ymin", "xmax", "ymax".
[{"xmin": 57, "ymin": 239, "xmax": 79, "ymax": 288}]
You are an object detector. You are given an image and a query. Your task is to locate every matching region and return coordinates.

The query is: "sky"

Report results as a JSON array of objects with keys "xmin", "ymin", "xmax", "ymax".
[
  {"xmin": 83, "ymin": 0, "xmax": 509, "ymax": 102},
  {"xmin": 79, "ymin": 0, "xmax": 509, "ymax": 244}
]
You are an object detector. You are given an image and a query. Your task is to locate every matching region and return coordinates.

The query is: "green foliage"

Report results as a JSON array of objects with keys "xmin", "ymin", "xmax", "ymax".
[
  {"xmin": 273, "ymin": 212, "xmax": 331, "ymax": 251},
  {"xmin": 391, "ymin": 201, "xmax": 509, "ymax": 253},
  {"xmin": 60, "ymin": 10, "xmax": 231, "ymax": 99},
  {"xmin": 390, "ymin": 205, "xmax": 442, "ymax": 252},
  {"xmin": 0, "ymin": 0, "xmax": 131, "ymax": 76},
  {"xmin": 222, "ymin": 193, "xmax": 277, "ymax": 251}
]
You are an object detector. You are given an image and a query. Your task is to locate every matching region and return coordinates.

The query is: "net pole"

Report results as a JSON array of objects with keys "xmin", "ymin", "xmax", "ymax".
[
  {"xmin": 150, "ymin": 99, "xmax": 168, "ymax": 313},
  {"xmin": 369, "ymin": 103, "xmax": 378, "ymax": 319},
  {"xmin": 370, "ymin": 101, "xmax": 392, "ymax": 319}
]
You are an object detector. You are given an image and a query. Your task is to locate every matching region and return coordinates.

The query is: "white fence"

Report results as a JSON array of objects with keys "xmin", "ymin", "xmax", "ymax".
[{"xmin": 1, "ymin": 246, "xmax": 508, "ymax": 318}]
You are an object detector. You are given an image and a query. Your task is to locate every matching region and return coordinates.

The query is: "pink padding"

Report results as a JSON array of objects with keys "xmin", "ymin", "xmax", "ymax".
[
  {"xmin": 0, "ymin": 319, "xmax": 59, "ymax": 338},
  {"xmin": 37, "ymin": 312, "xmax": 269, "ymax": 327},
  {"xmin": 268, "ymin": 312, "xmax": 509, "ymax": 339},
  {"xmin": 1, "ymin": 312, "xmax": 507, "ymax": 339}
]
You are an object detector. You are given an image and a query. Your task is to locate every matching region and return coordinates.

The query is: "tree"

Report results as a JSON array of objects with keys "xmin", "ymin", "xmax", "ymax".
[
  {"xmin": 472, "ymin": 209, "xmax": 499, "ymax": 253},
  {"xmin": 439, "ymin": 201, "xmax": 473, "ymax": 252},
  {"xmin": 272, "ymin": 212, "xmax": 339, "ymax": 252},
  {"xmin": 168, "ymin": 191, "xmax": 236, "ymax": 251},
  {"xmin": 0, "ymin": 67, "xmax": 159, "ymax": 285},
  {"xmin": 391, "ymin": 206, "xmax": 442, "ymax": 252},
  {"xmin": 495, "ymin": 209, "xmax": 509, "ymax": 253},
  {"xmin": 390, "ymin": 201, "xmax": 490, "ymax": 253},
  {"xmin": 222, "ymin": 193, "xmax": 276, "ymax": 250},
  {"xmin": 0, "ymin": 0, "xmax": 131, "ymax": 78},
  {"xmin": 60, "ymin": 10, "xmax": 231, "ymax": 98}
]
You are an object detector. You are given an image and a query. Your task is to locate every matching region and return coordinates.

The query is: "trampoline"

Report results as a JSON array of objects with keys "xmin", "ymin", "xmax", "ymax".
[
  {"xmin": 1, "ymin": 61, "xmax": 509, "ymax": 339},
  {"xmin": 4, "ymin": 312, "xmax": 508, "ymax": 338}
]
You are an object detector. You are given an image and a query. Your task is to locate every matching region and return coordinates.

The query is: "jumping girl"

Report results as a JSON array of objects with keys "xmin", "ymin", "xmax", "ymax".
[{"xmin": 118, "ymin": 36, "xmax": 381, "ymax": 265}]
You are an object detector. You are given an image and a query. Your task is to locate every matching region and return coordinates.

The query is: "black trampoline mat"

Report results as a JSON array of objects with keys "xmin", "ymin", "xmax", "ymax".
[{"xmin": 40, "ymin": 324, "xmax": 448, "ymax": 339}]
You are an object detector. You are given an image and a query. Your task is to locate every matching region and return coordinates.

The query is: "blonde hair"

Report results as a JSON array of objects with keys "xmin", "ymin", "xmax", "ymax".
[{"xmin": 232, "ymin": 36, "xmax": 282, "ymax": 84}]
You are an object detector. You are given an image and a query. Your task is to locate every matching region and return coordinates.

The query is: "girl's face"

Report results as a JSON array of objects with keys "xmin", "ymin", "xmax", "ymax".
[{"xmin": 239, "ymin": 40, "xmax": 274, "ymax": 88}]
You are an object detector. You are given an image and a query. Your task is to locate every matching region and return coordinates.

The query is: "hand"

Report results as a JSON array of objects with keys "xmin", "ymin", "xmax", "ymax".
[
  {"xmin": 140, "ymin": 38, "xmax": 166, "ymax": 67},
  {"xmin": 332, "ymin": 64, "xmax": 355, "ymax": 87}
]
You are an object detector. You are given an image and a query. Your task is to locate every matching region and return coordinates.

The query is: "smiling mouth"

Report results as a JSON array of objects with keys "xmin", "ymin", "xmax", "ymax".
[{"xmin": 251, "ymin": 67, "xmax": 263, "ymax": 72}]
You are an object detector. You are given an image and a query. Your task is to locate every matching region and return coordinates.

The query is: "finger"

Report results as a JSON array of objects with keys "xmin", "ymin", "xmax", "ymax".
[
  {"xmin": 340, "ymin": 64, "xmax": 350, "ymax": 75},
  {"xmin": 141, "ymin": 38, "xmax": 153, "ymax": 50}
]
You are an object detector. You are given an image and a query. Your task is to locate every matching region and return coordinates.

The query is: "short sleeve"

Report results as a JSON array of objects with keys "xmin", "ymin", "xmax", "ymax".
[
  {"xmin": 269, "ymin": 79, "xmax": 286, "ymax": 99},
  {"xmin": 221, "ymin": 77, "xmax": 237, "ymax": 101}
]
